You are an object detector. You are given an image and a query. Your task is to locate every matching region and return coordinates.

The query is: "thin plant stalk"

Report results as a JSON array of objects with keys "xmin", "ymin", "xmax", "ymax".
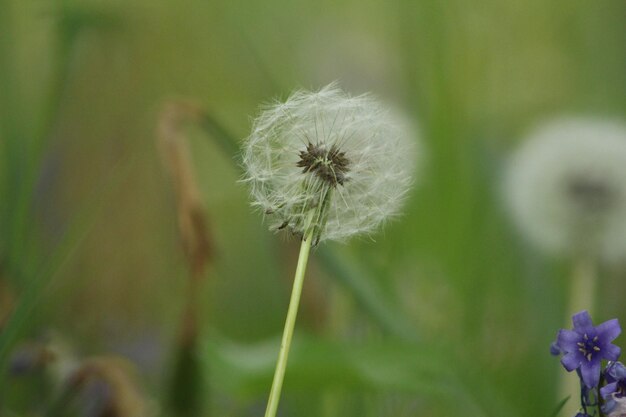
[
  {"xmin": 558, "ymin": 256, "xmax": 596, "ymax": 417},
  {"xmin": 567, "ymin": 257, "xmax": 596, "ymax": 316},
  {"xmin": 264, "ymin": 230, "xmax": 314, "ymax": 417},
  {"xmin": 157, "ymin": 101, "xmax": 214, "ymax": 417}
]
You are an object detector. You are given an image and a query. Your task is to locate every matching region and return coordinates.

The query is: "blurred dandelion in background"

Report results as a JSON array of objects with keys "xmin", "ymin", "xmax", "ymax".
[
  {"xmin": 297, "ymin": 24, "xmax": 402, "ymax": 96},
  {"xmin": 504, "ymin": 118, "xmax": 626, "ymax": 263}
]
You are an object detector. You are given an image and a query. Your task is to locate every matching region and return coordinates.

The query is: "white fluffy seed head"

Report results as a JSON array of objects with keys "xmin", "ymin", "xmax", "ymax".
[
  {"xmin": 504, "ymin": 118, "xmax": 626, "ymax": 262},
  {"xmin": 242, "ymin": 84, "xmax": 417, "ymax": 243}
]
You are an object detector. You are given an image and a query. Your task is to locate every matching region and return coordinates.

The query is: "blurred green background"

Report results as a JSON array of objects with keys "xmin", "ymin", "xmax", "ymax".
[{"xmin": 1, "ymin": 0, "xmax": 625, "ymax": 416}]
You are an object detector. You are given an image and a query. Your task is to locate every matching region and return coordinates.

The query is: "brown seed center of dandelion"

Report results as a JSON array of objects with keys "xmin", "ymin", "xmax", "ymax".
[
  {"xmin": 297, "ymin": 142, "xmax": 350, "ymax": 187},
  {"xmin": 567, "ymin": 177, "xmax": 615, "ymax": 213}
]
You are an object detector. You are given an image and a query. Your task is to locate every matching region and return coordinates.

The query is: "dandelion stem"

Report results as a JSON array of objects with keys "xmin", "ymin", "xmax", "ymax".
[
  {"xmin": 264, "ymin": 228, "xmax": 314, "ymax": 417},
  {"xmin": 558, "ymin": 256, "xmax": 597, "ymax": 417},
  {"xmin": 568, "ymin": 257, "xmax": 596, "ymax": 316}
]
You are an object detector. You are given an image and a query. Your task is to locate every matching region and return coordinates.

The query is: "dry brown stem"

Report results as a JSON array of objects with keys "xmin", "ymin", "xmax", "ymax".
[{"xmin": 157, "ymin": 100, "xmax": 215, "ymax": 346}]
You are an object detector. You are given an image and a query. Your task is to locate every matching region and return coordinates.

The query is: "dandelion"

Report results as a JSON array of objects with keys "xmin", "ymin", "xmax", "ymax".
[
  {"xmin": 243, "ymin": 83, "xmax": 416, "ymax": 244},
  {"xmin": 504, "ymin": 118, "xmax": 626, "ymax": 262},
  {"xmin": 242, "ymin": 84, "xmax": 417, "ymax": 417}
]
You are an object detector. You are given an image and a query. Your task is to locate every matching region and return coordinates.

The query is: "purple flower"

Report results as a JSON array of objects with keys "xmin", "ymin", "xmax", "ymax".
[
  {"xmin": 557, "ymin": 310, "xmax": 621, "ymax": 388},
  {"xmin": 601, "ymin": 362, "xmax": 626, "ymax": 400}
]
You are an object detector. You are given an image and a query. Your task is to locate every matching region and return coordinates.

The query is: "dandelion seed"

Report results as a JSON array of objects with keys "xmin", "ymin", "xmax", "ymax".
[
  {"xmin": 504, "ymin": 118, "xmax": 626, "ymax": 262},
  {"xmin": 242, "ymin": 83, "xmax": 416, "ymax": 244}
]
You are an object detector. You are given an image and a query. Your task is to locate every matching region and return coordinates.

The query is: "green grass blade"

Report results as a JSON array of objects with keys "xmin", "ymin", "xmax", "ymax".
[
  {"xmin": 316, "ymin": 247, "xmax": 418, "ymax": 341},
  {"xmin": 550, "ymin": 396, "xmax": 570, "ymax": 417}
]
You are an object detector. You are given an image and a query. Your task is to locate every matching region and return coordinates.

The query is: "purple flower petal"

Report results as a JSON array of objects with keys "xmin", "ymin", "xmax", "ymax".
[
  {"xmin": 550, "ymin": 341, "xmax": 562, "ymax": 356},
  {"xmin": 558, "ymin": 329, "xmax": 583, "ymax": 352},
  {"xmin": 573, "ymin": 310, "xmax": 593, "ymax": 331},
  {"xmin": 608, "ymin": 362, "xmax": 626, "ymax": 380},
  {"xmin": 561, "ymin": 352, "xmax": 582, "ymax": 372},
  {"xmin": 601, "ymin": 382, "xmax": 619, "ymax": 399},
  {"xmin": 580, "ymin": 360, "xmax": 602, "ymax": 388},
  {"xmin": 596, "ymin": 319, "xmax": 622, "ymax": 343},
  {"xmin": 604, "ymin": 344, "xmax": 621, "ymax": 361}
]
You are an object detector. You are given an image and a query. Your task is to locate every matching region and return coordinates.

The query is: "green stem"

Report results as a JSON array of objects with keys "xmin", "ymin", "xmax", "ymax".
[
  {"xmin": 568, "ymin": 257, "xmax": 596, "ymax": 316},
  {"xmin": 558, "ymin": 256, "xmax": 597, "ymax": 417},
  {"xmin": 264, "ymin": 229, "xmax": 314, "ymax": 417}
]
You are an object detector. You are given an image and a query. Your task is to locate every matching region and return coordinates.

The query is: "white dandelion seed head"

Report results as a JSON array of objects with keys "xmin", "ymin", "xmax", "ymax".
[
  {"xmin": 242, "ymin": 84, "xmax": 417, "ymax": 243},
  {"xmin": 504, "ymin": 117, "xmax": 626, "ymax": 262}
]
